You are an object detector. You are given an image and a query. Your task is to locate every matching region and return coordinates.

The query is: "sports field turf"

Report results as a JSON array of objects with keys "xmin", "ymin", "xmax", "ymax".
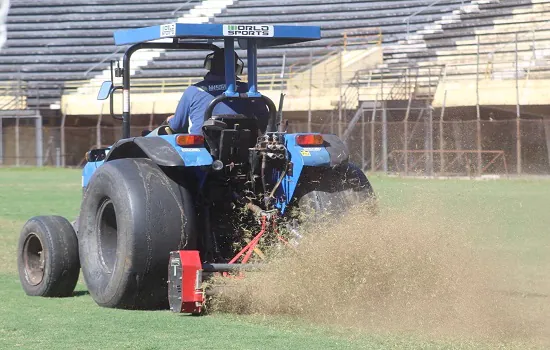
[{"xmin": 0, "ymin": 168, "xmax": 548, "ymax": 349}]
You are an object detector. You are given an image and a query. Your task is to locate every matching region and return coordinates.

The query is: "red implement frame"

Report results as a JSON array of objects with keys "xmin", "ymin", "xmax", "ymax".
[
  {"xmin": 170, "ymin": 214, "xmax": 295, "ymax": 314},
  {"xmin": 168, "ymin": 250, "xmax": 204, "ymax": 314}
]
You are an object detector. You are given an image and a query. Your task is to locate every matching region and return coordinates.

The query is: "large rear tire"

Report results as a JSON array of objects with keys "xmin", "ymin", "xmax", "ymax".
[
  {"xmin": 78, "ymin": 158, "xmax": 196, "ymax": 309},
  {"xmin": 17, "ymin": 216, "xmax": 80, "ymax": 297},
  {"xmin": 297, "ymin": 163, "xmax": 376, "ymax": 219}
]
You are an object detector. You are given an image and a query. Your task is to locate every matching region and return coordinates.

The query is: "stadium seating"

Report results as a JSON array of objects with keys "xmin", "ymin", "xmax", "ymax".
[
  {"xmin": 0, "ymin": 0, "xmax": 200, "ymax": 107},
  {"xmin": 364, "ymin": 0, "xmax": 550, "ymax": 100},
  {"xmin": 138, "ymin": 0, "xmax": 469, "ymax": 78},
  {"xmin": 1, "ymin": 0, "xmax": 469, "ymax": 108},
  {"xmin": 3, "ymin": 0, "xmax": 549, "ymax": 110}
]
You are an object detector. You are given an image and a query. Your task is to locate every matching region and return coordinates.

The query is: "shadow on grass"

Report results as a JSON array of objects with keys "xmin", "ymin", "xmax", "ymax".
[{"xmin": 72, "ymin": 290, "xmax": 89, "ymax": 297}]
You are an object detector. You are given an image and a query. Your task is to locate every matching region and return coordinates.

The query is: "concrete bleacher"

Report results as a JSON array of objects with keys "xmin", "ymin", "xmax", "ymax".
[
  {"xmin": 60, "ymin": 0, "xmax": 471, "ymax": 115},
  {"xmin": 0, "ymin": 0, "xmax": 201, "ymax": 108},
  {"xmin": 362, "ymin": 0, "xmax": 550, "ymax": 104},
  {"xmin": 137, "ymin": 0, "xmax": 468, "ymax": 79},
  {"xmin": 4, "ymin": 0, "xmax": 548, "ymax": 115}
]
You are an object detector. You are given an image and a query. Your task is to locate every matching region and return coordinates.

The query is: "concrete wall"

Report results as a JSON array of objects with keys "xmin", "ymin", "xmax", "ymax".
[{"xmin": 433, "ymin": 79, "xmax": 550, "ymax": 108}]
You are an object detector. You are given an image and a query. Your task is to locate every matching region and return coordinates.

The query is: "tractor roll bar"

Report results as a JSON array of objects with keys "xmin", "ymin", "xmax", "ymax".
[
  {"xmin": 121, "ymin": 41, "xmax": 219, "ymax": 139},
  {"xmin": 204, "ymin": 93, "xmax": 278, "ymax": 133}
]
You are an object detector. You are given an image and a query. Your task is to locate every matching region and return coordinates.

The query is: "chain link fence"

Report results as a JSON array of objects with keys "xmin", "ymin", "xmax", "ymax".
[
  {"xmin": 1, "ymin": 118, "xmax": 548, "ymax": 175},
  {"xmin": 291, "ymin": 118, "xmax": 550, "ymax": 175}
]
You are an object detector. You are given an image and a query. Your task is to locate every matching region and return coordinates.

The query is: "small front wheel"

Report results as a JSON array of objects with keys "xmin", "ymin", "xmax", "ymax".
[{"xmin": 17, "ymin": 216, "xmax": 80, "ymax": 297}]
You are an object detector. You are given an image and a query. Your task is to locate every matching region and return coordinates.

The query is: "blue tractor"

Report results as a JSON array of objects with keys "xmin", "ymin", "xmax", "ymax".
[{"xmin": 17, "ymin": 23, "xmax": 375, "ymax": 313}]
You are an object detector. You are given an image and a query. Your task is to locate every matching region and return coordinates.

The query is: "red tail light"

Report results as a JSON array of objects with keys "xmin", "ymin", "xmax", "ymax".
[
  {"xmin": 296, "ymin": 134, "xmax": 324, "ymax": 147},
  {"xmin": 176, "ymin": 135, "xmax": 204, "ymax": 147}
]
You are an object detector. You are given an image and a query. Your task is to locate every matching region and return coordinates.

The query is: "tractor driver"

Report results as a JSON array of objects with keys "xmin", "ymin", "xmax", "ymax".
[{"xmin": 166, "ymin": 48, "xmax": 270, "ymax": 134}]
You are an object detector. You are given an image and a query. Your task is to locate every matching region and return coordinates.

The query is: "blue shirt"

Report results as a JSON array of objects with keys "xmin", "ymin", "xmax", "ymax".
[{"xmin": 169, "ymin": 73, "xmax": 270, "ymax": 134}]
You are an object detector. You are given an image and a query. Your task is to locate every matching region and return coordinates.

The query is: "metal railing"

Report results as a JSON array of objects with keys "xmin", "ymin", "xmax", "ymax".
[
  {"xmin": 0, "ymin": 80, "xmax": 27, "ymax": 110},
  {"xmin": 403, "ymin": 0, "xmax": 465, "ymax": 36}
]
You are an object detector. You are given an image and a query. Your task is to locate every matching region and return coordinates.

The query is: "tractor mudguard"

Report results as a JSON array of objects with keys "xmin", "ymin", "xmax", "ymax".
[
  {"xmin": 321, "ymin": 134, "xmax": 349, "ymax": 167},
  {"xmin": 106, "ymin": 138, "xmax": 181, "ymax": 165},
  {"xmin": 104, "ymin": 135, "xmax": 213, "ymax": 167},
  {"xmin": 278, "ymin": 134, "xmax": 330, "ymax": 212},
  {"xmin": 278, "ymin": 133, "xmax": 352, "ymax": 213},
  {"xmin": 82, "ymin": 135, "xmax": 212, "ymax": 189}
]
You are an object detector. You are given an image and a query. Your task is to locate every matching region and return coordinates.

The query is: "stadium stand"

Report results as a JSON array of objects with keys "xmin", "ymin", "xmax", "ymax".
[
  {"xmin": 3, "ymin": 0, "xmax": 550, "ymax": 111},
  {"xmin": 1, "ymin": 0, "xmax": 549, "ymax": 172},
  {"xmin": 0, "ymin": 0, "xmax": 202, "ymax": 108},
  {"xmin": 62, "ymin": 0, "xmax": 473, "ymax": 115},
  {"xmin": 137, "ymin": 0, "xmax": 469, "ymax": 78},
  {"xmin": 1, "ymin": 0, "xmax": 471, "ymax": 109},
  {"xmin": 363, "ymin": 0, "xmax": 550, "ymax": 102}
]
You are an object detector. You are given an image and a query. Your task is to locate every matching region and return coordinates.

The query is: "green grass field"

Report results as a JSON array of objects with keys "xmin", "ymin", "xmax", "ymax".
[{"xmin": 0, "ymin": 168, "xmax": 549, "ymax": 349}]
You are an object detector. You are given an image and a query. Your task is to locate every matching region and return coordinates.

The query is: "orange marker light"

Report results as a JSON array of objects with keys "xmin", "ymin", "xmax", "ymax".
[
  {"xmin": 176, "ymin": 134, "xmax": 204, "ymax": 147},
  {"xmin": 296, "ymin": 134, "xmax": 324, "ymax": 147}
]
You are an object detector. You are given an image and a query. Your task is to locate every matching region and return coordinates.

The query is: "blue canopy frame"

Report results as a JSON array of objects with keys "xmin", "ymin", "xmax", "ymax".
[
  {"xmin": 114, "ymin": 23, "xmax": 321, "ymax": 98},
  {"xmin": 108, "ymin": 23, "xmax": 320, "ymax": 138}
]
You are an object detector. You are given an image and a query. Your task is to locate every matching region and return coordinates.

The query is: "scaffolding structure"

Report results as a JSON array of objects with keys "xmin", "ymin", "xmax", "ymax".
[{"xmin": 332, "ymin": 29, "xmax": 550, "ymax": 176}]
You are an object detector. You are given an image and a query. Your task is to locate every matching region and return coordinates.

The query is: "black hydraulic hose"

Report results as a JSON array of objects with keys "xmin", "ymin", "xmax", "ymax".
[{"xmin": 268, "ymin": 169, "xmax": 286, "ymax": 199}]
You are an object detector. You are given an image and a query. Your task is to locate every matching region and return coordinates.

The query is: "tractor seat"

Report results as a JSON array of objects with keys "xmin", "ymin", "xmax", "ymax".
[{"xmin": 202, "ymin": 114, "xmax": 259, "ymax": 164}]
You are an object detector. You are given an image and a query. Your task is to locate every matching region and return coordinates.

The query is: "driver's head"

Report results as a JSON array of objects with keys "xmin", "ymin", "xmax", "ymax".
[{"xmin": 204, "ymin": 48, "xmax": 244, "ymax": 76}]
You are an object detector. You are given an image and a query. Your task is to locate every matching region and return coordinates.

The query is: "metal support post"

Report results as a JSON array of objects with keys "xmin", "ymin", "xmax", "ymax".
[
  {"xmin": 280, "ymin": 53, "xmax": 286, "ymax": 93},
  {"xmin": 15, "ymin": 117, "xmax": 20, "ymax": 167},
  {"xmin": 404, "ymin": 92, "xmax": 413, "ymax": 174},
  {"xmin": 60, "ymin": 108, "xmax": 67, "ymax": 167},
  {"xmin": 382, "ymin": 100, "xmax": 388, "ymax": 173},
  {"xmin": 515, "ymin": 33, "xmax": 522, "ymax": 175},
  {"xmin": 439, "ymin": 90, "xmax": 447, "ymax": 174},
  {"xmin": 149, "ymin": 102, "xmax": 156, "ymax": 130},
  {"xmin": 361, "ymin": 108, "xmax": 365, "ymax": 170},
  {"xmin": 338, "ymin": 50, "xmax": 343, "ymax": 138},
  {"xmin": 427, "ymin": 68, "xmax": 434, "ymax": 176},
  {"xmin": 370, "ymin": 94, "xmax": 378, "ymax": 171},
  {"xmin": 55, "ymin": 148, "xmax": 61, "ymax": 168},
  {"xmin": 476, "ymin": 36, "xmax": 482, "ymax": 176},
  {"xmin": 246, "ymin": 39, "xmax": 258, "ymax": 96},
  {"xmin": 96, "ymin": 112, "xmax": 103, "ymax": 148},
  {"xmin": 35, "ymin": 114, "xmax": 43, "ymax": 167},
  {"xmin": 330, "ymin": 109, "xmax": 334, "ymax": 134},
  {"xmin": 426, "ymin": 102, "xmax": 433, "ymax": 176},
  {"xmin": 380, "ymin": 70, "xmax": 384, "ymax": 102},
  {"xmin": 0, "ymin": 117, "xmax": 3, "ymax": 165},
  {"xmin": 308, "ymin": 52, "xmax": 313, "ymax": 132},
  {"xmin": 543, "ymin": 120, "xmax": 550, "ymax": 169}
]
